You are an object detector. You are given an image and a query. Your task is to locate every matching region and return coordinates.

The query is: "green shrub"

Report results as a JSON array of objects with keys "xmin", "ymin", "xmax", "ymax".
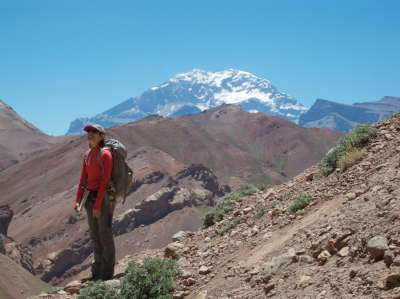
[
  {"xmin": 77, "ymin": 281, "xmax": 118, "ymax": 299},
  {"xmin": 44, "ymin": 287, "xmax": 63, "ymax": 294},
  {"xmin": 235, "ymin": 184, "xmax": 258, "ymax": 197},
  {"xmin": 201, "ymin": 184, "xmax": 266, "ymax": 230},
  {"xmin": 201, "ymin": 193, "xmax": 238, "ymax": 229},
  {"xmin": 390, "ymin": 110, "xmax": 400, "ymax": 119},
  {"xmin": 119, "ymin": 257, "xmax": 181, "ymax": 299},
  {"xmin": 219, "ymin": 216, "xmax": 243, "ymax": 235},
  {"xmin": 251, "ymin": 206, "xmax": 269, "ymax": 219},
  {"xmin": 316, "ymin": 123, "xmax": 371, "ymax": 178},
  {"xmin": 338, "ymin": 149, "xmax": 366, "ymax": 172},
  {"xmin": 270, "ymin": 200, "xmax": 280, "ymax": 208},
  {"xmin": 288, "ymin": 193, "xmax": 310, "ymax": 213},
  {"xmin": 283, "ymin": 194, "xmax": 293, "ymax": 201},
  {"xmin": 383, "ymin": 110, "xmax": 400, "ymax": 121},
  {"xmin": 257, "ymin": 183, "xmax": 270, "ymax": 191},
  {"xmin": 251, "ymin": 201, "xmax": 280, "ymax": 220}
]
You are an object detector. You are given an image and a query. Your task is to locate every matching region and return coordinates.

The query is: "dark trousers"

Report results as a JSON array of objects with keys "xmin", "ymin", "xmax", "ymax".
[{"xmin": 86, "ymin": 199, "xmax": 115, "ymax": 278}]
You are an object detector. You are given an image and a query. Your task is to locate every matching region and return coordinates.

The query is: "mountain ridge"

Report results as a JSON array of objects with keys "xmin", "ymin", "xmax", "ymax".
[
  {"xmin": 299, "ymin": 97, "xmax": 400, "ymax": 132},
  {"xmin": 66, "ymin": 69, "xmax": 308, "ymax": 135}
]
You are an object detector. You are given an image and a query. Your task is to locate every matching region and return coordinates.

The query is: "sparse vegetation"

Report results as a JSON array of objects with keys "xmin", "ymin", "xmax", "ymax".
[
  {"xmin": 44, "ymin": 287, "xmax": 63, "ymax": 294},
  {"xmin": 382, "ymin": 110, "xmax": 400, "ymax": 122},
  {"xmin": 119, "ymin": 257, "xmax": 181, "ymax": 299},
  {"xmin": 201, "ymin": 193, "xmax": 238, "ymax": 229},
  {"xmin": 316, "ymin": 123, "xmax": 371, "ymax": 178},
  {"xmin": 288, "ymin": 193, "xmax": 310, "ymax": 213},
  {"xmin": 77, "ymin": 281, "xmax": 118, "ymax": 299},
  {"xmin": 283, "ymin": 194, "xmax": 293, "ymax": 201},
  {"xmin": 201, "ymin": 184, "xmax": 260, "ymax": 229},
  {"xmin": 256, "ymin": 183, "xmax": 270, "ymax": 191},
  {"xmin": 271, "ymin": 200, "xmax": 280, "ymax": 208},
  {"xmin": 338, "ymin": 149, "xmax": 366, "ymax": 172},
  {"xmin": 251, "ymin": 201, "xmax": 280, "ymax": 219},
  {"xmin": 235, "ymin": 184, "xmax": 258, "ymax": 197},
  {"xmin": 219, "ymin": 216, "xmax": 243, "ymax": 235},
  {"xmin": 252, "ymin": 205, "xmax": 269, "ymax": 219}
]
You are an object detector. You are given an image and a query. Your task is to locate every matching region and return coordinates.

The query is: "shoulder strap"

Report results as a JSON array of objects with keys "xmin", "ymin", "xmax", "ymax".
[
  {"xmin": 97, "ymin": 147, "xmax": 111, "ymax": 166},
  {"xmin": 84, "ymin": 149, "xmax": 92, "ymax": 166}
]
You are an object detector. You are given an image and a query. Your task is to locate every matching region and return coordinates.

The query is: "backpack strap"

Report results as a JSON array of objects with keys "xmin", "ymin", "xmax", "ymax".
[
  {"xmin": 84, "ymin": 148, "xmax": 92, "ymax": 166},
  {"xmin": 97, "ymin": 146, "xmax": 110, "ymax": 166}
]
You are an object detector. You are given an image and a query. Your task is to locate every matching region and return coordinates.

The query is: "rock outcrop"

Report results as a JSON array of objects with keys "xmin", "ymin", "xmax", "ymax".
[
  {"xmin": 0, "ymin": 204, "xmax": 13, "ymax": 236},
  {"xmin": 113, "ymin": 164, "xmax": 230, "ymax": 236}
]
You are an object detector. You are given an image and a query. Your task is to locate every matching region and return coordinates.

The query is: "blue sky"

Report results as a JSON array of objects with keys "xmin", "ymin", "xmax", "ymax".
[{"xmin": 1, "ymin": 0, "xmax": 399, "ymax": 136}]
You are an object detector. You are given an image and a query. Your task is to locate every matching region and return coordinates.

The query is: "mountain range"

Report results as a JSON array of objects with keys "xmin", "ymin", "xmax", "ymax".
[
  {"xmin": 0, "ymin": 98, "xmax": 344, "ymax": 293},
  {"xmin": 66, "ymin": 69, "xmax": 399, "ymax": 136},
  {"xmin": 66, "ymin": 69, "xmax": 308, "ymax": 135},
  {"xmin": 299, "ymin": 96, "xmax": 400, "ymax": 132}
]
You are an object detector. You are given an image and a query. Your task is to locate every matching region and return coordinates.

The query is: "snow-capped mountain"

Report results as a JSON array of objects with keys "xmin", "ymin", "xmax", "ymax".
[{"xmin": 66, "ymin": 69, "xmax": 308, "ymax": 135}]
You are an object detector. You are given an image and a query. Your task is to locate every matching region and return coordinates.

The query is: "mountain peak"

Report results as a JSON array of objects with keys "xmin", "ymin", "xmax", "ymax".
[{"xmin": 66, "ymin": 69, "xmax": 308, "ymax": 135}]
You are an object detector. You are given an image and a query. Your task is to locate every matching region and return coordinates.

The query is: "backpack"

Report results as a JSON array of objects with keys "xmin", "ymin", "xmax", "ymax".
[{"xmin": 85, "ymin": 139, "xmax": 133, "ymax": 204}]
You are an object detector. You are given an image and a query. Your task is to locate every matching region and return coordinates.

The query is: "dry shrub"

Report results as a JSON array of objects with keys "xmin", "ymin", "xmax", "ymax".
[{"xmin": 338, "ymin": 149, "xmax": 366, "ymax": 172}]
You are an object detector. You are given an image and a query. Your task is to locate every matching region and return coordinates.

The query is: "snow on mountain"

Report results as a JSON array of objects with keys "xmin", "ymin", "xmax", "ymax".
[{"xmin": 66, "ymin": 69, "xmax": 308, "ymax": 135}]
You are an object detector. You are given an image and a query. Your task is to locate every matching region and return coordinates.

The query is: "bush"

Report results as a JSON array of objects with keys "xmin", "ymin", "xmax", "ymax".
[
  {"xmin": 251, "ymin": 201, "xmax": 280, "ymax": 220},
  {"xmin": 119, "ymin": 257, "xmax": 181, "ymax": 299},
  {"xmin": 235, "ymin": 184, "xmax": 258, "ymax": 197},
  {"xmin": 44, "ymin": 287, "xmax": 63, "ymax": 294},
  {"xmin": 316, "ymin": 123, "xmax": 371, "ymax": 177},
  {"xmin": 257, "ymin": 183, "xmax": 270, "ymax": 191},
  {"xmin": 201, "ymin": 184, "xmax": 265, "ymax": 230},
  {"xmin": 338, "ymin": 149, "xmax": 366, "ymax": 172},
  {"xmin": 283, "ymin": 194, "xmax": 293, "ymax": 201},
  {"xmin": 201, "ymin": 193, "xmax": 238, "ymax": 229},
  {"xmin": 251, "ymin": 206, "xmax": 269, "ymax": 219},
  {"xmin": 219, "ymin": 217, "xmax": 243, "ymax": 235},
  {"xmin": 270, "ymin": 200, "xmax": 280, "ymax": 208},
  {"xmin": 77, "ymin": 281, "xmax": 118, "ymax": 299},
  {"xmin": 288, "ymin": 193, "xmax": 310, "ymax": 213}
]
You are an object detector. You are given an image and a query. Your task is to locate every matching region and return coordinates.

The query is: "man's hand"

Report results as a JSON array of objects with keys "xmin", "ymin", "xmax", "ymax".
[
  {"xmin": 74, "ymin": 202, "xmax": 79, "ymax": 212},
  {"xmin": 93, "ymin": 209, "xmax": 101, "ymax": 218}
]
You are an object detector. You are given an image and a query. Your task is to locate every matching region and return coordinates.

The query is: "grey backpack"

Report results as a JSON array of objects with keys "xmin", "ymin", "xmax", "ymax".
[{"xmin": 85, "ymin": 139, "xmax": 133, "ymax": 203}]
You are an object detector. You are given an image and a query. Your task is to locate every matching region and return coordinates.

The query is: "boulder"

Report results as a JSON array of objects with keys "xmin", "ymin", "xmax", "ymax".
[
  {"xmin": 164, "ymin": 242, "xmax": 184, "ymax": 258},
  {"xmin": 199, "ymin": 265, "xmax": 211, "ymax": 275},
  {"xmin": 338, "ymin": 247, "xmax": 349, "ymax": 257},
  {"xmin": 317, "ymin": 250, "xmax": 331, "ymax": 265},
  {"xmin": 384, "ymin": 250, "xmax": 395, "ymax": 266},
  {"xmin": 367, "ymin": 236, "xmax": 389, "ymax": 260},
  {"xmin": 172, "ymin": 231, "xmax": 189, "ymax": 242},
  {"xmin": 297, "ymin": 275, "xmax": 311, "ymax": 288},
  {"xmin": 64, "ymin": 280, "xmax": 82, "ymax": 295},
  {"xmin": 264, "ymin": 248, "xmax": 298, "ymax": 276}
]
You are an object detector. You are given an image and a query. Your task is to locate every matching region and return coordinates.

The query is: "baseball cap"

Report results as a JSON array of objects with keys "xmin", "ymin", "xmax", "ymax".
[{"xmin": 83, "ymin": 124, "xmax": 105, "ymax": 134}]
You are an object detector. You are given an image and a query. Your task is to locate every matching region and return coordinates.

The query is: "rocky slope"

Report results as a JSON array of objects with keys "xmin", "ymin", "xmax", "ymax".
[
  {"xmin": 40, "ymin": 115, "xmax": 400, "ymax": 298},
  {"xmin": 66, "ymin": 69, "xmax": 308, "ymax": 135},
  {"xmin": 2, "ymin": 104, "xmax": 342, "ymax": 289},
  {"xmin": 299, "ymin": 97, "xmax": 400, "ymax": 133}
]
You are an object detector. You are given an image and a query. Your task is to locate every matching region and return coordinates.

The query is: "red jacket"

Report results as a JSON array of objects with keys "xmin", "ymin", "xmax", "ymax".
[{"xmin": 75, "ymin": 146, "xmax": 113, "ymax": 211}]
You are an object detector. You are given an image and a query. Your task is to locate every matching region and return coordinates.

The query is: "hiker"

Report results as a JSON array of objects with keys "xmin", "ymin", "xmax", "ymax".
[{"xmin": 74, "ymin": 124, "xmax": 115, "ymax": 282}]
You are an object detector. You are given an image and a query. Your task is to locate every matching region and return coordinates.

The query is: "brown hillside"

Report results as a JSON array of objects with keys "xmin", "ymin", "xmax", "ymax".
[
  {"xmin": 2, "ymin": 114, "xmax": 286, "ymax": 286},
  {"xmin": 182, "ymin": 104, "xmax": 346, "ymax": 178},
  {"xmin": 0, "ymin": 100, "xmax": 75, "ymax": 171},
  {"xmin": 43, "ymin": 113, "xmax": 400, "ymax": 298},
  {"xmin": 1, "ymin": 105, "xmax": 344, "ymax": 291},
  {"xmin": 0, "ymin": 253, "xmax": 50, "ymax": 299},
  {"xmin": 0, "ymin": 100, "xmax": 43, "ymax": 134}
]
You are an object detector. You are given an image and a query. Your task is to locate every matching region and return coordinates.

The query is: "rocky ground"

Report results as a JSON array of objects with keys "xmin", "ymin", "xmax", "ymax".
[{"xmin": 30, "ymin": 117, "xmax": 400, "ymax": 298}]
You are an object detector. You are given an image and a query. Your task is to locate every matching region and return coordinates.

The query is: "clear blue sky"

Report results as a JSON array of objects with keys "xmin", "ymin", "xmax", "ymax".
[{"xmin": 1, "ymin": 0, "xmax": 399, "ymax": 136}]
